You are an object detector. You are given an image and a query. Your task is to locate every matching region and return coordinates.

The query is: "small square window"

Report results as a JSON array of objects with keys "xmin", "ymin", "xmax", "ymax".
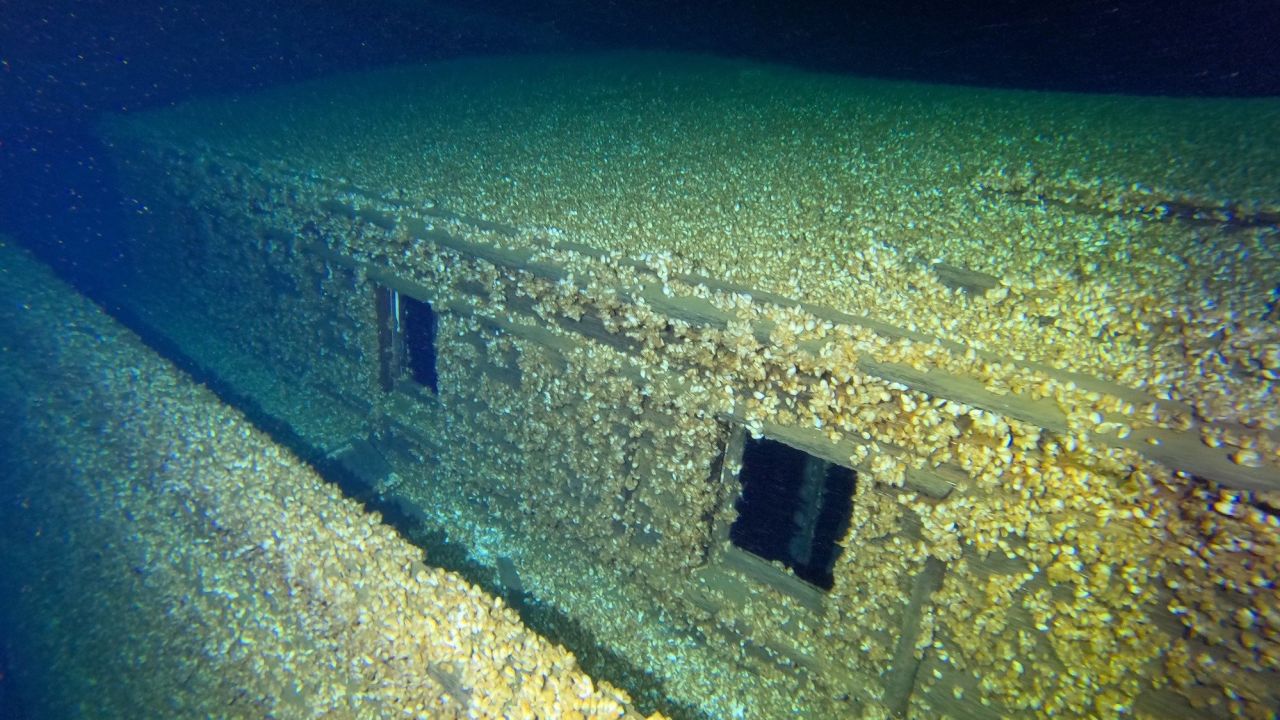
[
  {"xmin": 400, "ymin": 294, "xmax": 438, "ymax": 393},
  {"xmin": 729, "ymin": 436, "xmax": 855, "ymax": 590},
  {"xmin": 378, "ymin": 287, "xmax": 439, "ymax": 394}
]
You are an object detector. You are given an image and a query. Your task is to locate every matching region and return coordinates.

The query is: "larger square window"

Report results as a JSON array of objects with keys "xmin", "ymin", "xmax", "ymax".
[{"xmin": 729, "ymin": 436, "xmax": 855, "ymax": 590}]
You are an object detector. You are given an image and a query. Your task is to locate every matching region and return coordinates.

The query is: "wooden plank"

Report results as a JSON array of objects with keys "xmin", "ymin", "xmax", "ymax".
[
  {"xmin": 403, "ymin": 217, "xmax": 569, "ymax": 283},
  {"xmin": 708, "ymin": 425, "xmax": 749, "ymax": 548},
  {"xmin": 1121, "ymin": 425, "xmax": 1278, "ymax": 495},
  {"xmin": 293, "ymin": 164, "xmax": 1280, "ymax": 465},
  {"xmin": 930, "ymin": 262, "xmax": 1001, "ymax": 294},
  {"xmin": 723, "ymin": 411, "xmax": 961, "ymax": 500},
  {"xmin": 686, "ymin": 550, "xmax": 839, "ymax": 681},
  {"xmin": 883, "ymin": 557, "xmax": 947, "ymax": 717},
  {"xmin": 908, "ymin": 667, "xmax": 1006, "ymax": 720},
  {"xmin": 858, "ymin": 358, "xmax": 1069, "ymax": 435},
  {"xmin": 720, "ymin": 546, "xmax": 826, "ymax": 614},
  {"xmin": 316, "ymin": 205, "xmax": 1277, "ymax": 493},
  {"xmin": 1133, "ymin": 687, "xmax": 1229, "ymax": 720}
]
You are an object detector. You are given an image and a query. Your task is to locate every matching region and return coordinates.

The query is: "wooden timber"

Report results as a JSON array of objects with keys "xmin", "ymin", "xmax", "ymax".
[{"xmin": 317, "ymin": 193, "xmax": 1279, "ymax": 494}]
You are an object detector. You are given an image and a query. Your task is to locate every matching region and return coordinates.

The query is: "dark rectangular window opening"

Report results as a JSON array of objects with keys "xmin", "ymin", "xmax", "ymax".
[
  {"xmin": 378, "ymin": 287, "xmax": 439, "ymax": 395},
  {"xmin": 401, "ymin": 293, "xmax": 438, "ymax": 393},
  {"xmin": 729, "ymin": 436, "xmax": 856, "ymax": 591}
]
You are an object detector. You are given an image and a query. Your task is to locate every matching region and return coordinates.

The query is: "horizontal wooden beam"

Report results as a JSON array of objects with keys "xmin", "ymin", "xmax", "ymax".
[{"xmin": 310, "ymin": 193, "xmax": 1278, "ymax": 494}]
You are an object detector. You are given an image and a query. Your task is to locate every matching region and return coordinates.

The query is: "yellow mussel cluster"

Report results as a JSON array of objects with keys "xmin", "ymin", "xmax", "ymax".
[{"xmin": 0, "ymin": 240, "xmax": 661, "ymax": 720}]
